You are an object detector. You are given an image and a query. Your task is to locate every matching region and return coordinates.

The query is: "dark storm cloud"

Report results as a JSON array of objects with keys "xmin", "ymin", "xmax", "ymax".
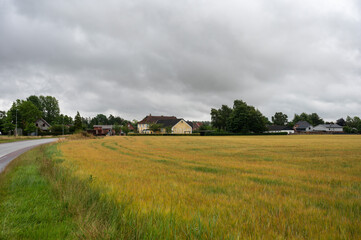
[{"xmin": 0, "ymin": 0, "xmax": 360, "ymax": 121}]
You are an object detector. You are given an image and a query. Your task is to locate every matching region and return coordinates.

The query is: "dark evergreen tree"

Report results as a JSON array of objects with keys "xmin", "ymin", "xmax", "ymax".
[{"xmin": 74, "ymin": 111, "xmax": 83, "ymax": 131}]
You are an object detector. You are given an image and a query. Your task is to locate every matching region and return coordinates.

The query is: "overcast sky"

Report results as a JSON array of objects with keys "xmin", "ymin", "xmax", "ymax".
[{"xmin": 0, "ymin": 0, "xmax": 360, "ymax": 121}]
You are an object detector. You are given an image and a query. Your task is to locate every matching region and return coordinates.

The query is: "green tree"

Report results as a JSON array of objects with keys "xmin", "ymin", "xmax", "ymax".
[
  {"xmin": 292, "ymin": 112, "xmax": 324, "ymax": 126},
  {"xmin": 50, "ymin": 124, "xmax": 70, "ymax": 135},
  {"xmin": 132, "ymin": 119, "xmax": 138, "ymax": 132},
  {"xmin": 211, "ymin": 105, "xmax": 232, "ymax": 131},
  {"xmin": 3, "ymin": 100, "xmax": 41, "ymax": 135},
  {"xmin": 54, "ymin": 114, "xmax": 73, "ymax": 125},
  {"xmin": 0, "ymin": 111, "xmax": 5, "ymax": 134},
  {"xmin": 114, "ymin": 124, "xmax": 121, "ymax": 135},
  {"xmin": 149, "ymin": 123, "xmax": 163, "ymax": 133},
  {"xmin": 19, "ymin": 101, "xmax": 42, "ymax": 134},
  {"xmin": 39, "ymin": 96, "xmax": 60, "ymax": 124},
  {"xmin": 272, "ymin": 112, "xmax": 288, "ymax": 126},
  {"xmin": 226, "ymin": 100, "xmax": 267, "ymax": 134},
  {"xmin": 345, "ymin": 116, "xmax": 361, "ymax": 133},
  {"xmin": 309, "ymin": 113, "xmax": 324, "ymax": 126},
  {"xmin": 74, "ymin": 111, "xmax": 83, "ymax": 131},
  {"xmin": 90, "ymin": 114, "xmax": 108, "ymax": 126},
  {"xmin": 27, "ymin": 95, "xmax": 61, "ymax": 124},
  {"xmin": 27, "ymin": 95, "xmax": 43, "ymax": 112},
  {"xmin": 211, "ymin": 108, "xmax": 221, "ymax": 130},
  {"xmin": 121, "ymin": 124, "xmax": 130, "ymax": 135},
  {"xmin": 336, "ymin": 118, "xmax": 346, "ymax": 126}
]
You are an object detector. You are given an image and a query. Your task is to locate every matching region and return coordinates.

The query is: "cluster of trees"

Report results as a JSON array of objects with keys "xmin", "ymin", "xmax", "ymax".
[
  {"xmin": 271, "ymin": 112, "xmax": 361, "ymax": 133},
  {"xmin": 0, "ymin": 96, "xmax": 71, "ymax": 135},
  {"xmin": 211, "ymin": 100, "xmax": 268, "ymax": 134},
  {"xmin": 271, "ymin": 112, "xmax": 324, "ymax": 127},
  {"xmin": 210, "ymin": 99, "xmax": 361, "ymax": 134},
  {"xmin": 343, "ymin": 116, "xmax": 361, "ymax": 133},
  {"xmin": 0, "ymin": 95, "xmax": 133, "ymax": 136},
  {"xmin": 80, "ymin": 113, "xmax": 134, "ymax": 135}
]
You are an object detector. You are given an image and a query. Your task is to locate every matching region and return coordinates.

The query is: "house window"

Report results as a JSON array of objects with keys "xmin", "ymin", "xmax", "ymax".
[{"xmin": 43, "ymin": 124, "xmax": 45, "ymax": 127}]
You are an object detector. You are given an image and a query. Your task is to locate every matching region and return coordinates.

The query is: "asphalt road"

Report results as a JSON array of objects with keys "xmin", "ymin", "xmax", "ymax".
[{"xmin": 0, "ymin": 138, "xmax": 58, "ymax": 173}]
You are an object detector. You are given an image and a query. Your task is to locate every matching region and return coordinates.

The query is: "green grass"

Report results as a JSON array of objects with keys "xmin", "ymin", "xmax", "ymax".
[{"xmin": 0, "ymin": 148, "xmax": 75, "ymax": 239}]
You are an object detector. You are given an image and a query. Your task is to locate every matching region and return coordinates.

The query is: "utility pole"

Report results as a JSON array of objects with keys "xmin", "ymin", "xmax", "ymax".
[
  {"xmin": 62, "ymin": 115, "xmax": 65, "ymax": 135},
  {"xmin": 15, "ymin": 107, "xmax": 18, "ymax": 137}
]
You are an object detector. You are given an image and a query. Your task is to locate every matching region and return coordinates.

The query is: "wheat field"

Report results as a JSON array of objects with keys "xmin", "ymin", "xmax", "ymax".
[{"xmin": 57, "ymin": 135, "xmax": 361, "ymax": 239}]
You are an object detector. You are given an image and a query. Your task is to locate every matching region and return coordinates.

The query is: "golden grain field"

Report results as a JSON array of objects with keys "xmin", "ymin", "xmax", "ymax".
[{"xmin": 58, "ymin": 135, "xmax": 361, "ymax": 239}]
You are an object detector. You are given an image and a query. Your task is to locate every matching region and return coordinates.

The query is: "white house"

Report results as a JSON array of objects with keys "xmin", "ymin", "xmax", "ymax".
[
  {"xmin": 294, "ymin": 121, "xmax": 313, "ymax": 132},
  {"xmin": 313, "ymin": 124, "xmax": 343, "ymax": 132}
]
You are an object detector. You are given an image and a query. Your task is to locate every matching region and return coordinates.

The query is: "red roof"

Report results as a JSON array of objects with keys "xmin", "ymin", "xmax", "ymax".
[
  {"xmin": 127, "ymin": 123, "xmax": 135, "ymax": 130},
  {"xmin": 138, "ymin": 115, "xmax": 177, "ymax": 124}
]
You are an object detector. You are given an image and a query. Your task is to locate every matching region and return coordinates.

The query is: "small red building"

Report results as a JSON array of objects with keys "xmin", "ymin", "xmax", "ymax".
[{"xmin": 93, "ymin": 125, "xmax": 115, "ymax": 136}]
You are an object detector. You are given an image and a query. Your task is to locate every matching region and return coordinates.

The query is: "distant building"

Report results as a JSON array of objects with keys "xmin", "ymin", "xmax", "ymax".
[
  {"xmin": 35, "ymin": 118, "xmax": 51, "ymax": 131},
  {"xmin": 138, "ymin": 115, "xmax": 177, "ymax": 134},
  {"xmin": 127, "ymin": 123, "xmax": 135, "ymax": 131},
  {"xmin": 313, "ymin": 124, "xmax": 343, "ymax": 132},
  {"xmin": 137, "ymin": 114, "xmax": 192, "ymax": 134},
  {"xmin": 187, "ymin": 121, "xmax": 204, "ymax": 131},
  {"xmin": 157, "ymin": 119, "xmax": 193, "ymax": 134},
  {"xmin": 266, "ymin": 125, "xmax": 294, "ymax": 134},
  {"xmin": 294, "ymin": 121, "xmax": 313, "ymax": 132},
  {"xmin": 93, "ymin": 125, "xmax": 115, "ymax": 136}
]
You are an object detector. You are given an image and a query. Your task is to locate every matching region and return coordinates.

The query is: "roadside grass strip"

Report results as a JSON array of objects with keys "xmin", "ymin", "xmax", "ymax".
[{"xmin": 0, "ymin": 148, "xmax": 75, "ymax": 239}]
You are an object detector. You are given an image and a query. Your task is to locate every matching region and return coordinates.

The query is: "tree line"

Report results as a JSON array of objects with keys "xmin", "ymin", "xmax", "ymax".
[
  {"xmin": 0, "ymin": 95, "xmax": 133, "ymax": 135},
  {"xmin": 210, "ymin": 99, "xmax": 361, "ymax": 134}
]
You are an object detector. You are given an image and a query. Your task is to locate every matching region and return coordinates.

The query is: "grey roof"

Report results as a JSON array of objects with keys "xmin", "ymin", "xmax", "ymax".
[
  {"xmin": 156, "ymin": 119, "xmax": 182, "ymax": 128},
  {"xmin": 295, "ymin": 121, "xmax": 312, "ymax": 129},
  {"xmin": 156, "ymin": 118, "xmax": 192, "ymax": 128}
]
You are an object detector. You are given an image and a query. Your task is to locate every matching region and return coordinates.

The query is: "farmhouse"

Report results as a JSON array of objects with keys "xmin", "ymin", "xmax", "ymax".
[
  {"xmin": 313, "ymin": 124, "xmax": 343, "ymax": 132},
  {"xmin": 157, "ymin": 119, "xmax": 193, "ymax": 134},
  {"xmin": 137, "ymin": 115, "xmax": 177, "ymax": 134},
  {"xmin": 266, "ymin": 125, "xmax": 294, "ymax": 134},
  {"xmin": 35, "ymin": 118, "xmax": 51, "ymax": 131},
  {"xmin": 294, "ymin": 121, "xmax": 313, "ymax": 132},
  {"xmin": 137, "ymin": 114, "xmax": 192, "ymax": 134}
]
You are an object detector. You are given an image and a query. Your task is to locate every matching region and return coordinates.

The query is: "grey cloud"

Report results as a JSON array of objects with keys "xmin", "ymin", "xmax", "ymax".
[{"xmin": 0, "ymin": 0, "xmax": 360, "ymax": 121}]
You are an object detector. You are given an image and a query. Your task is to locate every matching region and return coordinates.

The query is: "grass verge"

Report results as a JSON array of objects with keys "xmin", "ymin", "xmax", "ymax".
[{"xmin": 0, "ymin": 147, "xmax": 75, "ymax": 239}]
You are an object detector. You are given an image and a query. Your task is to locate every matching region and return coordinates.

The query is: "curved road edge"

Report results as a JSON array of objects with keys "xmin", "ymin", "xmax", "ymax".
[{"xmin": 0, "ymin": 138, "xmax": 58, "ymax": 173}]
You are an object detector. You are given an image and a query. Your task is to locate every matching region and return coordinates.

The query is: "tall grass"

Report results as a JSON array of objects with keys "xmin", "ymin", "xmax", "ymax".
[{"xmin": 56, "ymin": 135, "xmax": 361, "ymax": 239}]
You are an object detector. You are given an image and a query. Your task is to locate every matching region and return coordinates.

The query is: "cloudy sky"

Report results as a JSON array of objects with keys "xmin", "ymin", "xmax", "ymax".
[{"xmin": 0, "ymin": 0, "xmax": 360, "ymax": 121}]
